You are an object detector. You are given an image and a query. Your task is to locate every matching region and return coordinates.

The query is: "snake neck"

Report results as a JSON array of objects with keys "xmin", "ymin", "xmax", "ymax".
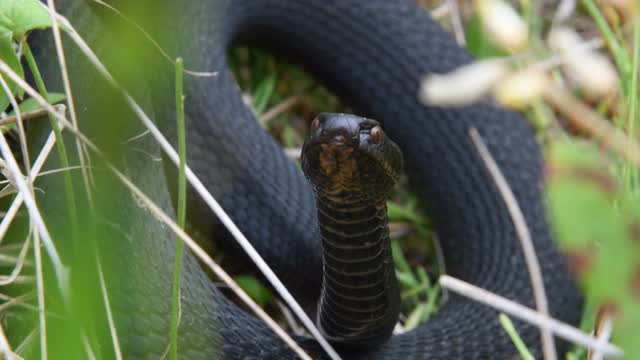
[{"xmin": 314, "ymin": 191, "xmax": 400, "ymax": 348}]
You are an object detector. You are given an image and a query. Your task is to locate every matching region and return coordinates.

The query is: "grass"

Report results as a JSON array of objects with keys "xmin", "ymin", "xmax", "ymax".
[
  {"xmin": 21, "ymin": 41, "xmax": 80, "ymax": 260},
  {"xmin": 0, "ymin": 0, "xmax": 638, "ymax": 359},
  {"xmin": 500, "ymin": 313, "xmax": 535, "ymax": 360},
  {"xmin": 169, "ymin": 57, "xmax": 186, "ymax": 360}
]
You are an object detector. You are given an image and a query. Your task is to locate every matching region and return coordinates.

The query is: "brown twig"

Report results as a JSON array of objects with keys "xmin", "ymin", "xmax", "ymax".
[
  {"xmin": 543, "ymin": 83, "xmax": 640, "ymax": 167},
  {"xmin": 439, "ymin": 275, "xmax": 623, "ymax": 357},
  {"xmin": 469, "ymin": 128, "xmax": 556, "ymax": 360}
]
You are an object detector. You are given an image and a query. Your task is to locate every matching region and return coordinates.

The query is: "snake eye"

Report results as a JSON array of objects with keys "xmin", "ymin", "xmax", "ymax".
[
  {"xmin": 311, "ymin": 117, "xmax": 321, "ymax": 132},
  {"xmin": 370, "ymin": 126, "xmax": 383, "ymax": 144}
]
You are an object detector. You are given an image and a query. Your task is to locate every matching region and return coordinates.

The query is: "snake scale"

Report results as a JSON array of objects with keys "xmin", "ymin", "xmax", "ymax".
[{"xmin": 27, "ymin": 0, "xmax": 584, "ymax": 358}]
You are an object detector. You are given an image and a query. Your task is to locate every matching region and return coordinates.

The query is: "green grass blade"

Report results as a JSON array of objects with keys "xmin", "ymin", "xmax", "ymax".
[
  {"xmin": 169, "ymin": 57, "xmax": 186, "ymax": 360},
  {"xmin": 391, "ymin": 240, "xmax": 412, "ymax": 274},
  {"xmin": 623, "ymin": 15, "xmax": 640, "ymax": 189},
  {"xmin": 581, "ymin": 0, "xmax": 630, "ymax": 95},
  {"xmin": 22, "ymin": 40, "xmax": 79, "ymax": 252},
  {"xmin": 499, "ymin": 313, "xmax": 534, "ymax": 360}
]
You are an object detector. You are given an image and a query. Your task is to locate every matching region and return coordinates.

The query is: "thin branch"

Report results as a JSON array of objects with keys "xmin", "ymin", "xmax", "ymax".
[
  {"xmin": 0, "ymin": 253, "xmax": 32, "ymax": 266},
  {"xmin": 88, "ymin": 0, "xmax": 217, "ymax": 77},
  {"xmin": 543, "ymin": 83, "xmax": 640, "ymax": 167},
  {"xmin": 469, "ymin": 128, "xmax": 556, "ymax": 360},
  {"xmin": 0, "ymin": 227, "xmax": 32, "ymax": 285},
  {"xmin": 123, "ymin": 129, "xmax": 150, "ymax": 143},
  {"xmin": 0, "ymin": 292, "xmax": 56, "ymax": 315},
  {"xmin": 439, "ymin": 275, "xmax": 623, "ymax": 357},
  {"xmin": 0, "ymin": 69, "xmax": 67, "ymax": 295},
  {"xmin": 589, "ymin": 310, "xmax": 614, "ymax": 360},
  {"xmin": 0, "ymin": 71, "xmax": 31, "ymax": 177},
  {"xmin": 448, "ymin": 0, "xmax": 466, "ymax": 46},
  {"xmin": 0, "ymin": 105, "xmax": 65, "ymax": 128},
  {"xmin": 534, "ymin": 37, "xmax": 604, "ymax": 72},
  {"xmin": 33, "ymin": 229, "xmax": 48, "ymax": 360},
  {"xmin": 15, "ymin": 329, "xmax": 36, "ymax": 358},
  {"xmin": 96, "ymin": 259, "xmax": 123, "ymax": 360},
  {"xmin": 0, "ymin": 292, "xmax": 35, "ymax": 313},
  {"xmin": 276, "ymin": 300, "xmax": 306, "ymax": 336},
  {"xmin": 553, "ymin": 0, "xmax": 576, "ymax": 23},
  {"xmin": 430, "ymin": 1, "xmax": 451, "ymax": 21},
  {"xmin": 0, "ymin": 190, "xmax": 21, "ymax": 242},
  {"xmin": 283, "ymin": 147, "xmax": 301, "ymax": 161},
  {"xmin": 0, "ymin": 322, "xmax": 16, "ymax": 360},
  {"xmin": 0, "ymin": 275, "xmax": 33, "ymax": 285},
  {"xmin": 46, "ymin": 0, "xmax": 93, "ymax": 206},
  {"xmin": 0, "ymin": 131, "xmax": 57, "ymax": 244},
  {"xmin": 260, "ymin": 92, "xmax": 308, "ymax": 124}
]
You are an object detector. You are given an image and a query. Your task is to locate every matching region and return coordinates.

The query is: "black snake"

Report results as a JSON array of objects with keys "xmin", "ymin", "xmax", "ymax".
[{"xmin": 28, "ymin": 0, "xmax": 583, "ymax": 358}]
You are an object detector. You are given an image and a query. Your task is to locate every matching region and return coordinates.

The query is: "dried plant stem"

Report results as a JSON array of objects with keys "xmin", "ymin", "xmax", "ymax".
[
  {"xmin": 0, "ymin": 66, "xmax": 67, "ymax": 296},
  {"xmin": 0, "ymin": 76, "xmax": 31, "ymax": 179},
  {"xmin": 15, "ymin": 329, "xmax": 37, "ymax": 357},
  {"xmin": 0, "ymin": 105, "xmax": 65, "ymax": 127},
  {"xmin": 33, "ymin": 229, "xmax": 47, "ymax": 360},
  {"xmin": 543, "ymin": 83, "xmax": 640, "ymax": 167},
  {"xmin": 89, "ymin": 0, "xmax": 218, "ymax": 77},
  {"xmin": 469, "ymin": 128, "xmax": 556, "ymax": 360},
  {"xmin": 260, "ymin": 93, "xmax": 306, "ymax": 124},
  {"xmin": 45, "ymin": 0, "xmax": 93, "ymax": 207},
  {"xmin": 0, "ymin": 321, "xmax": 15, "ymax": 360},
  {"xmin": 0, "ymin": 60, "xmax": 316, "ymax": 360},
  {"xmin": 97, "ymin": 259, "xmax": 123, "ymax": 360},
  {"xmin": 0, "ymin": 292, "xmax": 35, "ymax": 313},
  {"xmin": 589, "ymin": 314, "xmax": 614, "ymax": 360},
  {"xmin": 447, "ymin": 0, "xmax": 466, "ymax": 46},
  {"xmin": 0, "ymin": 131, "xmax": 57, "ymax": 243},
  {"xmin": 22, "ymin": 41, "xmax": 81, "ymax": 251},
  {"xmin": 439, "ymin": 275, "xmax": 622, "ymax": 357},
  {"xmin": 0, "ymin": 228, "xmax": 32, "ymax": 286}
]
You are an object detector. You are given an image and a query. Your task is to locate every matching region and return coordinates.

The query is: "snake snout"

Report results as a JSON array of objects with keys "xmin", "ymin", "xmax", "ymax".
[{"xmin": 302, "ymin": 113, "xmax": 403, "ymax": 199}]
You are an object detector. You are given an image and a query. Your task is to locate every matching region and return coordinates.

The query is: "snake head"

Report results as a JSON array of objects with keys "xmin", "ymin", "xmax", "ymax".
[{"xmin": 301, "ymin": 113, "xmax": 403, "ymax": 200}]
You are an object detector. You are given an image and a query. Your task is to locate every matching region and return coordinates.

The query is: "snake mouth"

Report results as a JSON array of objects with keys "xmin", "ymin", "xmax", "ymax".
[{"xmin": 302, "ymin": 138, "xmax": 358, "ymax": 188}]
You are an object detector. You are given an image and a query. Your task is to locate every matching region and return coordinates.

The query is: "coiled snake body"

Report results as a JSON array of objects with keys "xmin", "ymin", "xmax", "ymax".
[{"xmin": 30, "ymin": 0, "xmax": 583, "ymax": 358}]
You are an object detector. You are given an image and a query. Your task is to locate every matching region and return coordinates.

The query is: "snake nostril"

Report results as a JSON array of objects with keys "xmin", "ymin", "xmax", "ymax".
[
  {"xmin": 370, "ymin": 126, "xmax": 383, "ymax": 144},
  {"xmin": 311, "ymin": 117, "xmax": 321, "ymax": 132}
]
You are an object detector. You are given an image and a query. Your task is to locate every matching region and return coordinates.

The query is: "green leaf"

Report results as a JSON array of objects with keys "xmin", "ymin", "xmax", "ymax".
[
  {"xmin": 0, "ymin": 0, "xmax": 52, "ymax": 37},
  {"xmin": 465, "ymin": 15, "xmax": 507, "ymax": 59},
  {"xmin": 9, "ymin": 92, "xmax": 66, "ymax": 115},
  {"xmin": 0, "ymin": 30, "xmax": 23, "ymax": 112},
  {"xmin": 234, "ymin": 275, "xmax": 272, "ymax": 307},
  {"xmin": 395, "ymin": 271, "xmax": 418, "ymax": 288},
  {"xmin": 546, "ymin": 141, "xmax": 640, "ymax": 357},
  {"xmin": 0, "ymin": 13, "xmax": 12, "ymax": 32},
  {"xmin": 404, "ymin": 302, "xmax": 427, "ymax": 331},
  {"xmin": 391, "ymin": 240, "xmax": 412, "ymax": 274},
  {"xmin": 251, "ymin": 72, "xmax": 277, "ymax": 116},
  {"xmin": 499, "ymin": 314, "xmax": 534, "ymax": 360}
]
